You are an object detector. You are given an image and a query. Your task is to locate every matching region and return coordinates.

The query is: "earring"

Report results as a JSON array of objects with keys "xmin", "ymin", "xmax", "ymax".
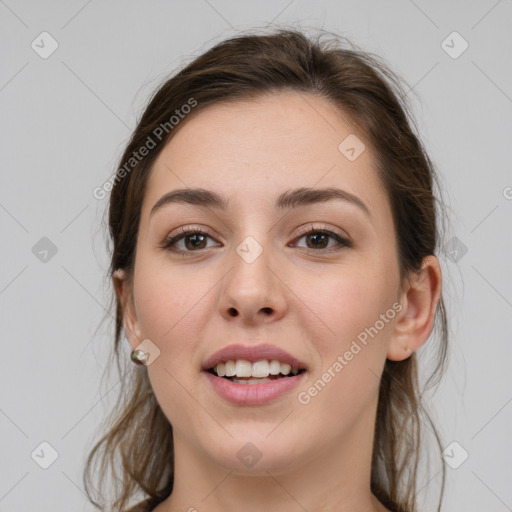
[{"xmin": 131, "ymin": 349, "xmax": 148, "ymax": 365}]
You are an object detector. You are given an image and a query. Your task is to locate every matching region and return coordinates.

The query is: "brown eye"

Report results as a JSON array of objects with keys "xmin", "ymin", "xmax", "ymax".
[
  {"xmin": 162, "ymin": 228, "xmax": 219, "ymax": 254},
  {"xmin": 182, "ymin": 233, "xmax": 208, "ymax": 250},
  {"xmin": 305, "ymin": 232, "xmax": 329, "ymax": 249},
  {"xmin": 294, "ymin": 229, "xmax": 351, "ymax": 251}
]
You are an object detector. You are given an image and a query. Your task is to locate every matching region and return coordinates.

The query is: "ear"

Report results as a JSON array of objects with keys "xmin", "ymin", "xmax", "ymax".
[
  {"xmin": 113, "ymin": 268, "xmax": 142, "ymax": 349},
  {"xmin": 387, "ymin": 255, "xmax": 442, "ymax": 361}
]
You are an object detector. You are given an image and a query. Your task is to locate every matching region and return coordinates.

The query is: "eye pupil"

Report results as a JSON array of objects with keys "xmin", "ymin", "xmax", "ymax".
[
  {"xmin": 307, "ymin": 233, "xmax": 328, "ymax": 249},
  {"xmin": 186, "ymin": 234, "xmax": 207, "ymax": 250}
]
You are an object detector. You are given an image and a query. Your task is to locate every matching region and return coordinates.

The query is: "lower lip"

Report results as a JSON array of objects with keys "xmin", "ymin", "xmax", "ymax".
[{"xmin": 202, "ymin": 370, "xmax": 307, "ymax": 406}]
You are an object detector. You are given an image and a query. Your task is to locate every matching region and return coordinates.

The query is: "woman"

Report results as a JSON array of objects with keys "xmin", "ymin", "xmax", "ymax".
[{"xmin": 84, "ymin": 28, "xmax": 448, "ymax": 512}]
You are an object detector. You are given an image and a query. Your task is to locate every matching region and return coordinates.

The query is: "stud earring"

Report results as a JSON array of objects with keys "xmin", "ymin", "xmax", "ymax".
[{"xmin": 131, "ymin": 349, "xmax": 147, "ymax": 365}]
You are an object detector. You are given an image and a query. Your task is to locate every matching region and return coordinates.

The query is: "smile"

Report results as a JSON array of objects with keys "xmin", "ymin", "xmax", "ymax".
[
  {"xmin": 209, "ymin": 359, "xmax": 303, "ymax": 382},
  {"xmin": 201, "ymin": 343, "xmax": 308, "ymax": 405}
]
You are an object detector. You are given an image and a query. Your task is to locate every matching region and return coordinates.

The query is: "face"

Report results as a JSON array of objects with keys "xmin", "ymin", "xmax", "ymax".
[{"xmin": 122, "ymin": 91, "xmax": 406, "ymax": 475}]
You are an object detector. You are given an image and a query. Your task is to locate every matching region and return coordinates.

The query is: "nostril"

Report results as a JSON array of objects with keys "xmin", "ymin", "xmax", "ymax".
[{"xmin": 228, "ymin": 308, "xmax": 238, "ymax": 317}]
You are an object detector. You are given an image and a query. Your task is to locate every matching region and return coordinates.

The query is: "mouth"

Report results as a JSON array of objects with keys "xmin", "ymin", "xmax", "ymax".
[
  {"xmin": 201, "ymin": 344, "xmax": 308, "ymax": 405},
  {"xmin": 207, "ymin": 359, "xmax": 306, "ymax": 385}
]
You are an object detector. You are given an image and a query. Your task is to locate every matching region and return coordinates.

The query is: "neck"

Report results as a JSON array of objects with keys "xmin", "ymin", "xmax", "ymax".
[{"xmin": 155, "ymin": 398, "xmax": 391, "ymax": 512}]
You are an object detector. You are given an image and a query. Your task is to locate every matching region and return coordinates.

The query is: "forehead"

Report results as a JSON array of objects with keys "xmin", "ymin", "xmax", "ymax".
[{"xmin": 143, "ymin": 91, "xmax": 386, "ymax": 218}]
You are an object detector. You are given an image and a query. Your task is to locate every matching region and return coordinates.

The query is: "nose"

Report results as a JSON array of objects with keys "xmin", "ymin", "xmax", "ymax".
[{"xmin": 217, "ymin": 237, "xmax": 288, "ymax": 326}]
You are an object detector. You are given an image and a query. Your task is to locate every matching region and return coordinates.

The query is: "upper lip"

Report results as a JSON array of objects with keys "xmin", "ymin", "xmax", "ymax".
[{"xmin": 202, "ymin": 343, "xmax": 308, "ymax": 371}]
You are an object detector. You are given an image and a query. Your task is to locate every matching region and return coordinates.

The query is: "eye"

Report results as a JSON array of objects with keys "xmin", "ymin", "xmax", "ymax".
[
  {"xmin": 161, "ymin": 227, "xmax": 219, "ymax": 254},
  {"xmin": 161, "ymin": 225, "xmax": 351, "ymax": 256},
  {"xmin": 292, "ymin": 227, "xmax": 351, "ymax": 251}
]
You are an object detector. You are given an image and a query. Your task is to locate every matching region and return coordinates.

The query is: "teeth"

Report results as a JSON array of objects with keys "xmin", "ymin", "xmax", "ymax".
[
  {"xmin": 252, "ymin": 360, "xmax": 270, "ymax": 378},
  {"xmin": 235, "ymin": 360, "xmax": 252, "ymax": 377},
  {"xmin": 216, "ymin": 362, "xmax": 226, "ymax": 377},
  {"xmin": 213, "ymin": 359, "xmax": 301, "ymax": 378},
  {"xmin": 225, "ymin": 360, "xmax": 236, "ymax": 377},
  {"xmin": 269, "ymin": 360, "xmax": 281, "ymax": 375},
  {"xmin": 280, "ymin": 363, "xmax": 291, "ymax": 375}
]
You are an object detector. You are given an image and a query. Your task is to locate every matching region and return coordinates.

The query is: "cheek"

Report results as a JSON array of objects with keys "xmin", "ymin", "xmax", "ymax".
[
  {"xmin": 295, "ymin": 275, "xmax": 394, "ymax": 425},
  {"xmin": 132, "ymin": 252, "xmax": 215, "ymax": 361},
  {"xmin": 305, "ymin": 258, "xmax": 399, "ymax": 354},
  {"xmin": 296, "ymin": 262, "xmax": 398, "ymax": 416},
  {"xmin": 132, "ymin": 256, "xmax": 213, "ymax": 431}
]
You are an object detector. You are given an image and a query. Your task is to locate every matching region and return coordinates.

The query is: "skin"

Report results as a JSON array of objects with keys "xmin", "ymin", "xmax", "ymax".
[{"xmin": 115, "ymin": 91, "xmax": 442, "ymax": 512}]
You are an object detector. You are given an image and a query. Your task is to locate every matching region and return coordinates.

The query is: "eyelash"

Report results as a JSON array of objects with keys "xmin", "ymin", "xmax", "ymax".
[{"xmin": 161, "ymin": 225, "xmax": 352, "ymax": 256}]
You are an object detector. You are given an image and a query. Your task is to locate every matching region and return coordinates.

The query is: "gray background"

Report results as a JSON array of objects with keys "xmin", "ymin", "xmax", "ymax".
[{"xmin": 1, "ymin": 1, "xmax": 511, "ymax": 511}]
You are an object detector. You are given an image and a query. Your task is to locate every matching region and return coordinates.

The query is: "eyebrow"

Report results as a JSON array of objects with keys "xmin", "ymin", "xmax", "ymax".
[{"xmin": 150, "ymin": 187, "xmax": 371, "ymax": 218}]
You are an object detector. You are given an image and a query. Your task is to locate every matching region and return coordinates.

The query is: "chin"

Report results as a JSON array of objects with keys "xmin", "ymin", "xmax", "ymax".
[{"xmin": 201, "ymin": 433, "xmax": 306, "ymax": 476}]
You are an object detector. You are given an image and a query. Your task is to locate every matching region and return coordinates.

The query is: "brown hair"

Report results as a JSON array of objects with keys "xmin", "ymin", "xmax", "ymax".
[{"xmin": 84, "ymin": 27, "xmax": 449, "ymax": 512}]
